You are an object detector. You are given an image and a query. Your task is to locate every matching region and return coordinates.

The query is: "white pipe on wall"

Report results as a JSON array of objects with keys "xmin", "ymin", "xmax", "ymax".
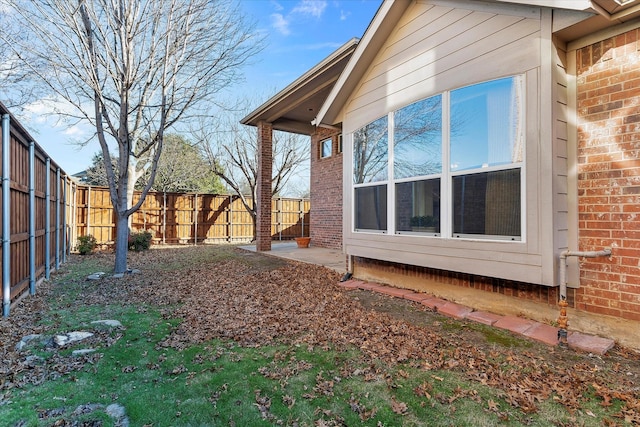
[{"xmin": 558, "ymin": 248, "xmax": 612, "ymax": 300}]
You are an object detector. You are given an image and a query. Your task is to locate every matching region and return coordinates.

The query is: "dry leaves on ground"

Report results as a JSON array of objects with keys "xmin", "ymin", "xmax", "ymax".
[{"xmin": 2, "ymin": 245, "xmax": 639, "ymax": 420}]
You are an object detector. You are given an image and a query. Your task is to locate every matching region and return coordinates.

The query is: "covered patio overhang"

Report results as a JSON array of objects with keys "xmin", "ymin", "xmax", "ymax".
[{"xmin": 240, "ymin": 38, "xmax": 358, "ymax": 251}]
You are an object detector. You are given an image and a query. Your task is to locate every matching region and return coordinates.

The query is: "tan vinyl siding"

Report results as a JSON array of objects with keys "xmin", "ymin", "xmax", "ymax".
[
  {"xmin": 343, "ymin": 1, "xmax": 542, "ymax": 133},
  {"xmin": 342, "ymin": 0, "xmax": 566, "ymax": 286},
  {"xmin": 553, "ymin": 40, "xmax": 572, "ymax": 287}
]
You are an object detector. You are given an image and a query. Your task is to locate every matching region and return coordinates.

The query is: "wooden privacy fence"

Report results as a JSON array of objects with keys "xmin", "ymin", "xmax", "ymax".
[
  {"xmin": 1, "ymin": 103, "xmax": 75, "ymax": 317},
  {"xmin": 74, "ymin": 187, "xmax": 310, "ymax": 245}
]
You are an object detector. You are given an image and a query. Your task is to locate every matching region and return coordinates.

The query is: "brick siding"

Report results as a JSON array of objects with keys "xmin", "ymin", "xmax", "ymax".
[
  {"xmin": 310, "ymin": 128, "xmax": 343, "ymax": 249},
  {"xmin": 354, "ymin": 257, "xmax": 567, "ymax": 306},
  {"xmin": 575, "ymin": 28, "xmax": 640, "ymax": 321},
  {"xmin": 256, "ymin": 121, "xmax": 273, "ymax": 251},
  {"xmin": 350, "ymin": 29, "xmax": 640, "ymax": 319}
]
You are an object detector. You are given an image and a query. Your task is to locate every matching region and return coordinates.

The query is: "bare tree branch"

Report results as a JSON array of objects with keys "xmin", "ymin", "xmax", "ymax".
[{"xmin": 2, "ymin": 0, "xmax": 263, "ymax": 272}]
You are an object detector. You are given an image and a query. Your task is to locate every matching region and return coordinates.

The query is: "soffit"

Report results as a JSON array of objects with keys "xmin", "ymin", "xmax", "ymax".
[{"xmin": 240, "ymin": 38, "xmax": 359, "ymax": 136}]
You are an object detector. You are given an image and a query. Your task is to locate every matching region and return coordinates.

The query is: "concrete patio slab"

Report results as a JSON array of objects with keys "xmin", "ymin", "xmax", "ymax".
[{"xmin": 240, "ymin": 241, "xmax": 345, "ymax": 272}]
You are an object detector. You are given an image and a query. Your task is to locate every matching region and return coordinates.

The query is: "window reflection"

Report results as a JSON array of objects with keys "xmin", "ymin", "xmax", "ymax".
[
  {"xmin": 394, "ymin": 95, "xmax": 442, "ymax": 179},
  {"xmin": 353, "ymin": 116, "xmax": 388, "ymax": 184}
]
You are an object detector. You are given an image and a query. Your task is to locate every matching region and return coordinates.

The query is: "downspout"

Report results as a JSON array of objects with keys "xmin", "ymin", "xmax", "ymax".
[
  {"xmin": 45, "ymin": 158, "xmax": 51, "ymax": 279},
  {"xmin": 2, "ymin": 114, "xmax": 10, "ymax": 317},
  {"xmin": 557, "ymin": 248, "xmax": 612, "ymax": 343},
  {"xmin": 29, "ymin": 142, "xmax": 36, "ymax": 295}
]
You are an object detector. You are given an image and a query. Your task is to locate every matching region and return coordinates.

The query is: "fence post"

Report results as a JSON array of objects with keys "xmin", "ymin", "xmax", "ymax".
[
  {"xmin": 228, "ymin": 195, "xmax": 233, "ymax": 243},
  {"xmin": 87, "ymin": 186, "xmax": 91, "ymax": 239},
  {"xmin": 277, "ymin": 198, "xmax": 282, "ymax": 241},
  {"xmin": 45, "ymin": 159, "xmax": 51, "ymax": 279},
  {"xmin": 194, "ymin": 194, "xmax": 198, "ymax": 246},
  {"xmin": 55, "ymin": 168, "xmax": 60, "ymax": 271},
  {"xmin": 2, "ymin": 114, "xmax": 11, "ymax": 317},
  {"xmin": 29, "ymin": 142, "xmax": 36, "ymax": 295},
  {"xmin": 62, "ymin": 176, "xmax": 67, "ymax": 263},
  {"xmin": 300, "ymin": 198, "xmax": 304, "ymax": 238},
  {"xmin": 71, "ymin": 183, "xmax": 77, "ymax": 250},
  {"xmin": 162, "ymin": 192, "xmax": 167, "ymax": 244}
]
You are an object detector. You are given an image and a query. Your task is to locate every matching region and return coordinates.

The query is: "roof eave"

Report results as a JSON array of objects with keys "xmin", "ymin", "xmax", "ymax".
[
  {"xmin": 240, "ymin": 38, "xmax": 360, "ymax": 127},
  {"xmin": 313, "ymin": 0, "xmax": 411, "ymax": 127}
]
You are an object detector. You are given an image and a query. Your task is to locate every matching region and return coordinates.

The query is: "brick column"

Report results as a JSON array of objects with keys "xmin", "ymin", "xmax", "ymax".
[{"xmin": 256, "ymin": 121, "xmax": 272, "ymax": 251}]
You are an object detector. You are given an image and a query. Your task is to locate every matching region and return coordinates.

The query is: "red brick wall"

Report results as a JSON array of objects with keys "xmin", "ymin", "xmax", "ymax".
[
  {"xmin": 355, "ymin": 257, "xmax": 564, "ymax": 305},
  {"xmin": 310, "ymin": 128, "xmax": 342, "ymax": 249},
  {"xmin": 256, "ymin": 121, "xmax": 273, "ymax": 251},
  {"xmin": 575, "ymin": 28, "xmax": 640, "ymax": 321}
]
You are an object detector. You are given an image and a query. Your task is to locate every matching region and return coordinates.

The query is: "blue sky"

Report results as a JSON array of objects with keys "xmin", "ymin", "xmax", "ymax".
[{"xmin": 26, "ymin": 0, "xmax": 382, "ymax": 176}]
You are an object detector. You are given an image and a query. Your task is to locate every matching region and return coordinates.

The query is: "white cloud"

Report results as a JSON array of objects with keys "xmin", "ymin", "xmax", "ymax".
[
  {"xmin": 291, "ymin": 0, "xmax": 327, "ymax": 18},
  {"xmin": 270, "ymin": 0, "xmax": 284, "ymax": 12},
  {"xmin": 340, "ymin": 9, "xmax": 350, "ymax": 21},
  {"xmin": 22, "ymin": 97, "xmax": 90, "ymax": 139},
  {"xmin": 270, "ymin": 13, "xmax": 290, "ymax": 36}
]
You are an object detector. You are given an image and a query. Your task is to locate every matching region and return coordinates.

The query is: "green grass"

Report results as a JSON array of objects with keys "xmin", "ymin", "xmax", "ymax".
[
  {"xmin": 2, "ymin": 310, "xmax": 625, "ymax": 426},
  {"xmin": 1, "ymin": 251, "xmax": 633, "ymax": 427}
]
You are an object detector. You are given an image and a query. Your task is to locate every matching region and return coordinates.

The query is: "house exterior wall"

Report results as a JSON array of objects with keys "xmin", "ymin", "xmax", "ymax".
[
  {"xmin": 310, "ymin": 127, "xmax": 343, "ymax": 249},
  {"xmin": 340, "ymin": 0, "xmax": 564, "ymax": 286},
  {"xmin": 574, "ymin": 28, "xmax": 640, "ymax": 321}
]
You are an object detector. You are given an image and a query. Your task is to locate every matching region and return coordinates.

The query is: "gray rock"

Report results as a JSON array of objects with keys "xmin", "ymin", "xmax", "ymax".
[
  {"xmin": 72, "ymin": 349, "xmax": 96, "ymax": 356},
  {"xmin": 106, "ymin": 403, "xmax": 129, "ymax": 427},
  {"xmin": 15, "ymin": 334, "xmax": 42, "ymax": 351},
  {"xmin": 127, "ymin": 268, "xmax": 141, "ymax": 274},
  {"xmin": 23, "ymin": 355, "xmax": 44, "ymax": 366},
  {"xmin": 87, "ymin": 272, "xmax": 106, "ymax": 280},
  {"xmin": 112, "ymin": 273, "xmax": 125, "ymax": 279},
  {"xmin": 54, "ymin": 331, "xmax": 94, "ymax": 347},
  {"xmin": 91, "ymin": 319, "xmax": 122, "ymax": 328},
  {"xmin": 73, "ymin": 403, "xmax": 104, "ymax": 415}
]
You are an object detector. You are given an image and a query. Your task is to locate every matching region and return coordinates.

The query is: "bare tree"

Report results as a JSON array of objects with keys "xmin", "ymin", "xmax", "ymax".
[
  {"xmin": 196, "ymin": 102, "xmax": 309, "ymax": 240},
  {"xmin": 2, "ymin": 0, "xmax": 262, "ymax": 272}
]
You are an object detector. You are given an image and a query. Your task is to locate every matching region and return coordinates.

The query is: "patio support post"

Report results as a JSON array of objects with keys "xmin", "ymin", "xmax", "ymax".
[{"xmin": 256, "ymin": 121, "xmax": 272, "ymax": 251}]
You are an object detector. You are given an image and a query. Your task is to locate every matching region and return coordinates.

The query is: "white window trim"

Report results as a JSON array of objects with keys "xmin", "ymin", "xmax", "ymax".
[{"xmin": 351, "ymin": 76, "xmax": 526, "ymax": 243}]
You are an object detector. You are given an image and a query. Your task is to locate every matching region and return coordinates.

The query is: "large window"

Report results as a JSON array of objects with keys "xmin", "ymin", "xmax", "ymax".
[
  {"xmin": 394, "ymin": 95, "xmax": 442, "ymax": 235},
  {"xmin": 353, "ymin": 116, "xmax": 388, "ymax": 231},
  {"xmin": 352, "ymin": 76, "xmax": 524, "ymax": 240}
]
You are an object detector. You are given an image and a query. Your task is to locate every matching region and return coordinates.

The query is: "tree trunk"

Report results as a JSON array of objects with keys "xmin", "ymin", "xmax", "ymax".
[{"xmin": 114, "ymin": 212, "xmax": 129, "ymax": 274}]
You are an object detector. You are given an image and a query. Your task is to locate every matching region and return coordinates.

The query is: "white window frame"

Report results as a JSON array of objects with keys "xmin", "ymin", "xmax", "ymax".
[
  {"xmin": 320, "ymin": 138, "xmax": 332, "ymax": 158},
  {"xmin": 352, "ymin": 76, "xmax": 525, "ymax": 242}
]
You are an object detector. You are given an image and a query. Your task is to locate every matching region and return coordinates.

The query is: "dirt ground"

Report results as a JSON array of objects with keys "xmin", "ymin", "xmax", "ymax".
[{"xmin": 1, "ymin": 245, "xmax": 639, "ymax": 421}]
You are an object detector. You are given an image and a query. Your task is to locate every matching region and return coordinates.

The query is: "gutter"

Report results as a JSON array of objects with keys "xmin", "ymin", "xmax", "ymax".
[{"xmin": 591, "ymin": 0, "xmax": 640, "ymax": 20}]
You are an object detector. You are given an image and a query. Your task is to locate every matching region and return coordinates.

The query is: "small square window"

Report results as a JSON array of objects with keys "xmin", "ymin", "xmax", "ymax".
[{"xmin": 321, "ymin": 138, "xmax": 332, "ymax": 158}]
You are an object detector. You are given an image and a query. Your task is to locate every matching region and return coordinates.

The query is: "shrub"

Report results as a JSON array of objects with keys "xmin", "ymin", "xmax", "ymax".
[
  {"xmin": 77, "ymin": 235, "xmax": 97, "ymax": 255},
  {"xmin": 128, "ymin": 230, "xmax": 153, "ymax": 252}
]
